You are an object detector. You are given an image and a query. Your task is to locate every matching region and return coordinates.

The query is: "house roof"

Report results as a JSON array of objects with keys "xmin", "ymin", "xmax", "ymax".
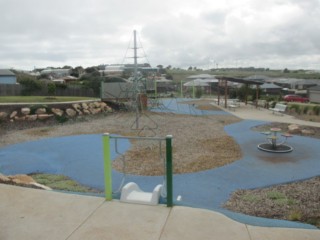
[
  {"xmin": 0, "ymin": 69, "xmax": 15, "ymax": 76},
  {"xmin": 187, "ymin": 74, "xmax": 216, "ymax": 79},
  {"xmin": 216, "ymin": 76, "xmax": 264, "ymax": 85},
  {"xmin": 259, "ymin": 83, "xmax": 282, "ymax": 89}
]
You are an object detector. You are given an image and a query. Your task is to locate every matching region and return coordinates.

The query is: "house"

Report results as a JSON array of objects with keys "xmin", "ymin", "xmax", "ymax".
[
  {"xmin": 99, "ymin": 65, "xmax": 124, "ymax": 76},
  {"xmin": 258, "ymin": 83, "xmax": 283, "ymax": 95},
  {"xmin": 308, "ymin": 85, "xmax": 320, "ymax": 103},
  {"xmin": 0, "ymin": 69, "xmax": 17, "ymax": 84},
  {"xmin": 40, "ymin": 68, "xmax": 71, "ymax": 78}
]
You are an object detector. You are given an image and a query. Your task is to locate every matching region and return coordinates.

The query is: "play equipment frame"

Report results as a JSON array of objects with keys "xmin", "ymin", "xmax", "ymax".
[{"xmin": 102, "ymin": 133, "xmax": 173, "ymax": 207}]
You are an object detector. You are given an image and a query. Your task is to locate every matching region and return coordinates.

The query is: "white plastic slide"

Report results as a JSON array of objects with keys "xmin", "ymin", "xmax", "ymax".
[{"xmin": 120, "ymin": 182, "xmax": 162, "ymax": 205}]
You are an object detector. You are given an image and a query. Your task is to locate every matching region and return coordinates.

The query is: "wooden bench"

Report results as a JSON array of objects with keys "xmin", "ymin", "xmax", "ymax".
[{"xmin": 269, "ymin": 103, "xmax": 287, "ymax": 115}]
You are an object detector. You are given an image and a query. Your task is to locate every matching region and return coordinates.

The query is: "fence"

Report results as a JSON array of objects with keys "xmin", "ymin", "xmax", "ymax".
[{"xmin": 0, "ymin": 84, "xmax": 95, "ymax": 97}]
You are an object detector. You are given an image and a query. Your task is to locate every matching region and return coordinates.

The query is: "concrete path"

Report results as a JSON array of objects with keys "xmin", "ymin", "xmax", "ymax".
[
  {"xmin": 212, "ymin": 101, "xmax": 320, "ymax": 127},
  {"xmin": 1, "ymin": 184, "xmax": 319, "ymax": 240}
]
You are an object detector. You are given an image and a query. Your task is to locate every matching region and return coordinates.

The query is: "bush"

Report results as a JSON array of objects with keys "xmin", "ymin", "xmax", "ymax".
[
  {"xmin": 195, "ymin": 88, "xmax": 203, "ymax": 98},
  {"xmin": 29, "ymin": 104, "xmax": 50, "ymax": 114},
  {"xmin": 47, "ymin": 83, "xmax": 56, "ymax": 97},
  {"xmin": 55, "ymin": 115, "xmax": 68, "ymax": 123},
  {"xmin": 313, "ymin": 105, "xmax": 320, "ymax": 115},
  {"xmin": 19, "ymin": 78, "xmax": 43, "ymax": 95},
  {"xmin": 302, "ymin": 105, "xmax": 310, "ymax": 114},
  {"xmin": 289, "ymin": 104, "xmax": 301, "ymax": 115}
]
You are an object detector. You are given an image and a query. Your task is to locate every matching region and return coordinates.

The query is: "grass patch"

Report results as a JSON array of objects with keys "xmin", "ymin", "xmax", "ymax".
[
  {"xmin": 266, "ymin": 191, "xmax": 286, "ymax": 200},
  {"xmin": 30, "ymin": 173, "xmax": 101, "ymax": 193},
  {"xmin": 242, "ymin": 193, "xmax": 261, "ymax": 203},
  {"xmin": 0, "ymin": 96, "xmax": 98, "ymax": 103}
]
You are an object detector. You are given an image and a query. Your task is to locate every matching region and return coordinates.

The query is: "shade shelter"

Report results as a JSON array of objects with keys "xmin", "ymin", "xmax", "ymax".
[{"xmin": 215, "ymin": 76, "xmax": 264, "ymax": 108}]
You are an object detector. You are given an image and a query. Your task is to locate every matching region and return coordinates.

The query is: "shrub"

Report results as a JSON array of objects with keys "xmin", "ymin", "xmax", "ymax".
[
  {"xmin": 19, "ymin": 78, "xmax": 43, "ymax": 95},
  {"xmin": 29, "ymin": 104, "xmax": 49, "ymax": 114},
  {"xmin": 289, "ymin": 104, "xmax": 301, "ymax": 114},
  {"xmin": 47, "ymin": 83, "xmax": 56, "ymax": 97},
  {"xmin": 55, "ymin": 115, "xmax": 68, "ymax": 123},
  {"xmin": 313, "ymin": 105, "xmax": 320, "ymax": 115},
  {"xmin": 302, "ymin": 105, "xmax": 310, "ymax": 115},
  {"xmin": 195, "ymin": 88, "xmax": 203, "ymax": 98},
  {"xmin": 288, "ymin": 209, "xmax": 302, "ymax": 221}
]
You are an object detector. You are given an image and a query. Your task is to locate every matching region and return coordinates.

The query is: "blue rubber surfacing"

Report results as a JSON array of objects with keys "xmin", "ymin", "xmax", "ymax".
[{"xmin": 0, "ymin": 99, "xmax": 319, "ymax": 229}]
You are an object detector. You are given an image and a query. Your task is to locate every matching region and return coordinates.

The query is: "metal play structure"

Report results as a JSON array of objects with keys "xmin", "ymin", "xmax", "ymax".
[{"xmin": 102, "ymin": 133, "xmax": 173, "ymax": 207}]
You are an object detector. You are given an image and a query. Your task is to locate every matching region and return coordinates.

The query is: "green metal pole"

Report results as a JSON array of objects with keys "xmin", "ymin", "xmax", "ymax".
[
  {"xmin": 154, "ymin": 80, "xmax": 157, "ymax": 98},
  {"xmin": 102, "ymin": 133, "xmax": 112, "ymax": 200},
  {"xmin": 180, "ymin": 80, "xmax": 183, "ymax": 97},
  {"xmin": 166, "ymin": 135, "xmax": 173, "ymax": 207},
  {"xmin": 192, "ymin": 81, "xmax": 195, "ymax": 98}
]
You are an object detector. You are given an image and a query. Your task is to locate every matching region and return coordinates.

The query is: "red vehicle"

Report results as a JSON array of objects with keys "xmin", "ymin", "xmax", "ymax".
[{"xmin": 283, "ymin": 94, "xmax": 309, "ymax": 103}]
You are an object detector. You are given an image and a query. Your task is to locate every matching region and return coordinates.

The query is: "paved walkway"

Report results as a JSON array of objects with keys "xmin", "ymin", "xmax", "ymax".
[
  {"xmin": 1, "ymin": 184, "xmax": 319, "ymax": 240},
  {"xmin": 212, "ymin": 100, "xmax": 320, "ymax": 127}
]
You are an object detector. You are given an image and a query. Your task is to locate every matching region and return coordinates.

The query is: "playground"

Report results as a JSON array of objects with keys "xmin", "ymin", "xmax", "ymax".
[{"xmin": 0, "ymin": 98, "xmax": 319, "ymax": 229}]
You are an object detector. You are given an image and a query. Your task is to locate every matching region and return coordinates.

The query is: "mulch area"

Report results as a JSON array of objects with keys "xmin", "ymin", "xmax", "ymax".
[{"xmin": 224, "ymin": 176, "xmax": 320, "ymax": 228}]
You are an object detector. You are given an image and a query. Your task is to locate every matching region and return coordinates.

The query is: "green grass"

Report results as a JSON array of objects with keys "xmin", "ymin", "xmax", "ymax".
[
  {"xmin": 30, "ymin": 173, "xmax": 101, "ymax": 193},
  {"xmin": 0, "ymin": 96, "xmax": 99, "ymax": 103},
  {"xmin": 241, "ymin": 193, "xmax": 261, "ymax": 202}
]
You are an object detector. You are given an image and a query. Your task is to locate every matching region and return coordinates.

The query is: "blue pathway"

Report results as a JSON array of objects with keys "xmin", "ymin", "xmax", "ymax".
[{"xmin": 0, "ymin": 99, "xmax": 319, "ymax": 229}]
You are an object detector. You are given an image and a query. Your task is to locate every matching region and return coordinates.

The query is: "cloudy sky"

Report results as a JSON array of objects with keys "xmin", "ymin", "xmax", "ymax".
[{"xmin": 1, "ymin": 0, "xmax": 320, "ymax": 70}]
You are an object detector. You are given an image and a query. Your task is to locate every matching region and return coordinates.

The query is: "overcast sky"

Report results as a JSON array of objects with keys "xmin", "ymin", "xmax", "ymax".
[{"xmin": 1, "ymin": 0, "xmax": 320, "ymax": 70}]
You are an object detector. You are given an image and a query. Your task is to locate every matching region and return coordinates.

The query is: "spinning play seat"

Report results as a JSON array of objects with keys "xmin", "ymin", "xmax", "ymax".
[{"xmin": 120, "ymin": 182, "xmax": 163, "ymax": 205}]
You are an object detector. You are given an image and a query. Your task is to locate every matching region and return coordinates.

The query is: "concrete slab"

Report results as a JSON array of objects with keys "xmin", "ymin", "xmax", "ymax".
[
  {"xmin": 0, "ymin": 184, "xmax": 104, "ymax": 240},
  {"xmin": 215, "ymin": 102, "xmax": 320, "ymax": 127},
  {"xmin": 160, "ymin": 206, "xmax": 251, "ymax": 240},
  {"xmin": 247, "ymin": 225, "xmax": 320, "ymax": 240},
  {"xmin": 1, "ymin": 185, "xmax": 319, "ymax": 240},
  {"xmin": 68, "ymin": 201, "xmax": 170, "ymax": 240}
]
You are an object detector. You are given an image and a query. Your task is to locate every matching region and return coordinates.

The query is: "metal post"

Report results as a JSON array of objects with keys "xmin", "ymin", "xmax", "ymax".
[
  {"xmin": 192, "ymin": 81, "xmax": 195, "ymax": 98},
  {"xmin": 165, "ymin": 135, "xmax": 173, "ymax": 207},
  {"xmin": 102, "ymin": 133, "xmax": 112, "ymax": 200}
]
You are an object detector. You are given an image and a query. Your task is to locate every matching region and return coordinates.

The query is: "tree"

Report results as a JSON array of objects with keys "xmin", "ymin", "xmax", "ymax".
[
  {"xmin": 71, "ymin": 66, "xmax": 84, "ymax": 78},
  {"xmin": 47, "ymin": 82, "xmax": 56, "ymax": 97},
  {"xmin": 85, "ymin": 66, "xmax": 98, "ymax": 74}
]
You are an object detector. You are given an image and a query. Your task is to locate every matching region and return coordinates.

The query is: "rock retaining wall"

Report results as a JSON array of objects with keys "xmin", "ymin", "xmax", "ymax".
[{"xmin": 0, "ymin": 101, "xmax": 113, "ymax": 123}]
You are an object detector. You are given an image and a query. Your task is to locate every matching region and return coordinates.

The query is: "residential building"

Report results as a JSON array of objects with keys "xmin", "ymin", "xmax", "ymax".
[{"xmin": 0, "ymin": 69, "xmax": 17, "ymax": 84}]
